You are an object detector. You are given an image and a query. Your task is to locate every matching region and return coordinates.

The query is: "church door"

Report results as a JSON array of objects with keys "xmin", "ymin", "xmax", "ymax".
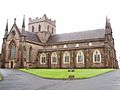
[{"xmin": 11, "ymin": 61, "xmax": 14, "ymax": 68}]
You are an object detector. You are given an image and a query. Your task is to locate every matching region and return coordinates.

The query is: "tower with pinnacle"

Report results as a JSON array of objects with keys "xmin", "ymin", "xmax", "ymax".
[{"xmin": 28, "ymin": 14, "xmax": 56, "ymax": 34}]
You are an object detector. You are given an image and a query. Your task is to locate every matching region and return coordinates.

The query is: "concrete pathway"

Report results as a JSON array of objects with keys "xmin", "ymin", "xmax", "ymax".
[{"xmin": 0, "ymin": 69, "xmax": 120, "ymax": 90}]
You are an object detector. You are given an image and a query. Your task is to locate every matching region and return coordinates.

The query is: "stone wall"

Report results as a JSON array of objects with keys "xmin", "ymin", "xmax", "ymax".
[{"xmin": 36, "ymin": 47, "xmax": 105, "ymax": 68}]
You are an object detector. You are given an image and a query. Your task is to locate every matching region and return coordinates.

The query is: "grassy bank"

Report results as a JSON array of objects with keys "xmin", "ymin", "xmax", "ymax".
[{"xmin": 20, "ymin": 69, "xmax": 114, "ymax": 79}]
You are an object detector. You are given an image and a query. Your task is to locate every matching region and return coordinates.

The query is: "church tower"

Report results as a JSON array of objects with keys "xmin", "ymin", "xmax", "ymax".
[{"xmin": 28, "ymin": 14, "xmax": 56, "ymax": 34}]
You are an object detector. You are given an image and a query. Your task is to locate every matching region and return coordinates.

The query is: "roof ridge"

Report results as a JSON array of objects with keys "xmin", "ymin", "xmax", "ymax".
[
  {"xmin": 51, "ymin": 28, "xmax": 104, "ymax": 36},
  {"xmin": 48, "ymin": 28, "xmax": 105, "ymax": 43}
]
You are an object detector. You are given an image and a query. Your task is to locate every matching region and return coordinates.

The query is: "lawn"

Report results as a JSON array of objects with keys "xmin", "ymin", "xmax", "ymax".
[
  {"xmin": 0, "ymin": 73, "xmax": 3, "ymax": 80},
  {"xmin": 20, "ymin": 69, "xmax": 114, "ymax": 79}
]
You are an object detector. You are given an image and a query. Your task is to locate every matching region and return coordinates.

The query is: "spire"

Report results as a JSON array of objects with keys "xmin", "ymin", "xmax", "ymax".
[
  {"xmin": 4, "ymin": 19, "xmax": 8, "ymax": 38},
  {"xmin": 21, "ymin": 15, "xmax": 26, "ymax": 36},
  {"xmin": 43, "ymin": 14, "xmax": 47, "ymax": 18},
  {"xmin": 22, "ymin": 15, "xmax": 25, "ymax": 28},
  {"xmin": 105, "ymin": 16, "xmax": 112, "ymax": 34},
  {"xmin": 42, "ymin": 14, "xmax": 47, "ymax": 20},
  {"xmin": 105, "ymin": 16, "xmax": 111, "ymax": 28},
  {"xmin": 5, "ymin": 19, "xmax": 8, "ymax": 31},
  {"xmin": 14, "ymin": 18, "xmax": 16, "ymax": 24}
]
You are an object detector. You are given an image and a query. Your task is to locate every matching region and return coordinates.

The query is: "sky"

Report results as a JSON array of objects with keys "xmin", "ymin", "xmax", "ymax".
[{"xmin": 0, "ymin": 0, "xmax": 120, "ymax": 63}]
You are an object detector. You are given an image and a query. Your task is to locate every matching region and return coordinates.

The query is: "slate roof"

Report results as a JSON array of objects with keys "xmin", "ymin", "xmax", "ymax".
[
  {"xmin": 25, "ymin": 31, "xmax": 40, "ymax": 43},
  {"xmin": 18, "ymin": 28, "xmax": 40, "ymax": 43},
  {"xmin": 19, "ymin": 28, "xmax": 105, "ymax": 43},
  {"xmin": 48, "ymin": 29, "xmax": 105, "ymax": 43}
]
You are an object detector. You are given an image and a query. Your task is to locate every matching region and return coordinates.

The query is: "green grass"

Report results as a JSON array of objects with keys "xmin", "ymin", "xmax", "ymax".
[
  {"xmin": 0, "ymin": 73, "xmax": 3, "ymax": 81},
  {"xmin": 20, "ymin": 69, "xmax": 115, "ymax": 79}
]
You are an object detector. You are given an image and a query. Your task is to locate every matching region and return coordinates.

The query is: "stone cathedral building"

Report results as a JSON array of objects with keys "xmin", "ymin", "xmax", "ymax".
[{"xmin": 1, "ymin": 14, "xmax": 118, "ymax": 68}]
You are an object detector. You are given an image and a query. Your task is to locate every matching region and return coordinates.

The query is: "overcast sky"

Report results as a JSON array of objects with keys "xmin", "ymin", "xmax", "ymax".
[{"xmin": 0, "ymin": 0, "xmax": 120, "ymax": 63}]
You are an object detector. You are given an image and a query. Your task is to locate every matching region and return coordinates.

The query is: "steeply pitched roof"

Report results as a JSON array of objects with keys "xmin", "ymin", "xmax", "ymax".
[
  {"xmin": 19, "ymin": 28, "xmax": 105, "ymax": 43},
  {"xmin": 47, "ymin": 29, "xmax": 105, "ymax": 43},
  {"xmin": 18, "ymin": 28, "xmax": 40, "ymax": 43},
  {"xmin": 25, "ymin": 31, "xmax": 40, "ymax": 43}
]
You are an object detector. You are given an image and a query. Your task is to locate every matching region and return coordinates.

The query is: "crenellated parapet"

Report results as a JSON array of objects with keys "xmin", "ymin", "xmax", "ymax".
[
  {"xmin": 29, "ymin": 14, "xmax": 56, "ymax": 26},
  {"xmin": 28, "ymin": 14, "xmax": 56, "ymax": 34}
]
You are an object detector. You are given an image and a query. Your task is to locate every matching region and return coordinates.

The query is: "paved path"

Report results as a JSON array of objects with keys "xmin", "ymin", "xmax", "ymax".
[{"xmin": 0, "ymin": 69, "xmax": 120, "ymax": 90}]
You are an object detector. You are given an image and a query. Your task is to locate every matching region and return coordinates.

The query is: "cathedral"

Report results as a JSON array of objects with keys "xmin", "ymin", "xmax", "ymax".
[{"xmin": 1, "ymin": 14, "xmax": 118, "ymax": 69}]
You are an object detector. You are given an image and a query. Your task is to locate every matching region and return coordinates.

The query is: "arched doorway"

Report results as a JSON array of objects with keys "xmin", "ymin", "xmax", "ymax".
[{"xmin": 10, "ymin": 61, "xmax": 14, "ymax": 68}]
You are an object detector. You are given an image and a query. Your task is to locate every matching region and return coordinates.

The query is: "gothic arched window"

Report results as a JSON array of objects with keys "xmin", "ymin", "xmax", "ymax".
[
  {"xmin": 10, "ymin": 43, "xmax": 16, "ymax": 59},
  {"xmin": 51, "ymin": 52, "xmax": 57, "ymax": 64},
  {"xmin": 76, "ymin": 50, "xmax": 84, "ymax": 63},
  {"xmin": 40, "ymin": 53, "xmax": 46, "ymax": 64},
  {"xmin": 47, "ymin": 25, "xmax": 49, "ymax": 32},
  {"xmin": 93, "ymin": 50, "xmax": 101, "ymax": 63},
  {"xmin": 32, "ymin": 26, "xmax": 34, "ymax": 32},
  {"xmin": 38, "ymin": 25, "xmax": 41, "ymax": 32},
  {"xmin": 52, "ymin": 28, "xmax": 54, "ymax": 34},
  {"xmin": 63, "ymin": 51, "xmax": 70, "ymax": 64},
  {"xmin": 29, "ymin": 47, "xmax": 32, "ymax": 62}
]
